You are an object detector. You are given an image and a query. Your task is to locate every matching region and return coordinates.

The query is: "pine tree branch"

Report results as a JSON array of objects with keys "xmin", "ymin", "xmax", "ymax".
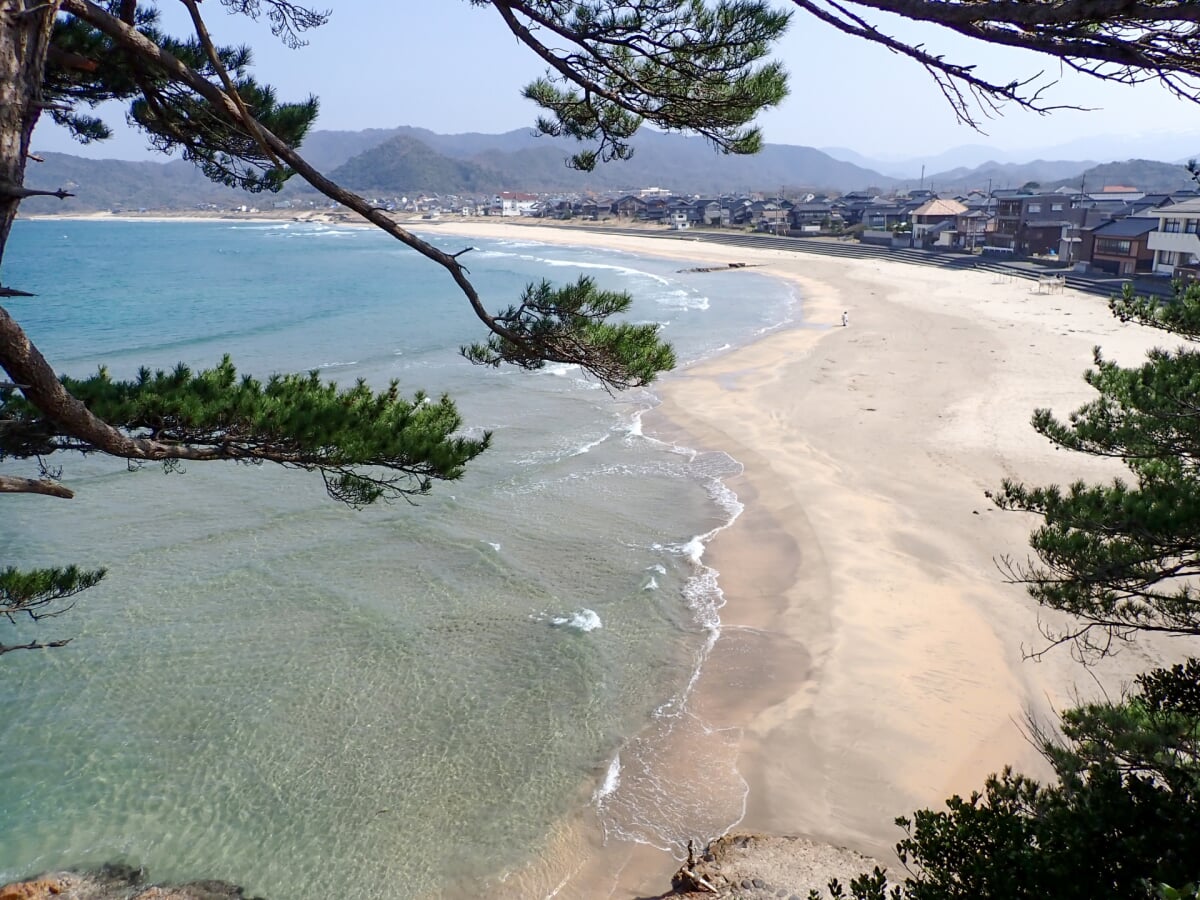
[
  {"xmin": 789, "ymin": 0, "xmax": 1071, "ymax": 127},
  {"xmin": 57, "ymin": 0, "xmax": 514, "ymax": 341},
  {"xmin": 787, "ymin": 0, "xmax": 1200, "ymax": 123},
  {"xmin": 0, "ymin": 638, "xmax": 72, "ymax": 655},
  {"xmin": 179, "ymin": 0, "xmax": 284, "ymax": 171},
  {"xmin": 0, "ymin": 474, "xmax": 73, "ymax": 498},
  {"xmin": 58, "ymin": 0, "xmax": 667, "ymax": 388},
  {"xmin": 0, "ymin": 180, "xmax": 72, "ymax": 200}
]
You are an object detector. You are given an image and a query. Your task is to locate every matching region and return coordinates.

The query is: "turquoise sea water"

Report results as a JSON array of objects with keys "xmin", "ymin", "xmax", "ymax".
[{"xmin": 0, "ymin": 220, "xmax": 797, "ymax": 898}]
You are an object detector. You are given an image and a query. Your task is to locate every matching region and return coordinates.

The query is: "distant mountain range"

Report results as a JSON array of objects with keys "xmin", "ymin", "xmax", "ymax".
[
  {"xmin": 321, "ymin": 126, "xmax": 898, "ymax": 196},
  {"xmin": 821, "ymin": 131, "xmax": 1200, "ymax": 177},
  {"xmin": 18, "ymin": 125, "xmax": 1199, "ymax": 213}
]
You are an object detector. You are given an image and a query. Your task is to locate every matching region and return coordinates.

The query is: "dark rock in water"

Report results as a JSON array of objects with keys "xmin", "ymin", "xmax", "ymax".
[{"xmin": 0, "ymin": 864, "xmax": 265, "ymax": 900}]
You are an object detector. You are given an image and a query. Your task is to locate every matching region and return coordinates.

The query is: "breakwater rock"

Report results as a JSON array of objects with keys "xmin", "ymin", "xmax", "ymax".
[{"xmin": 0, "ymin": 865, "xmax": 264, "ymax": 900}]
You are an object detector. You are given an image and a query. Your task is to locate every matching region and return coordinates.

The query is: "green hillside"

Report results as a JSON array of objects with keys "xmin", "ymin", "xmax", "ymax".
[
  {"xmin": 328, "ymin": 135, "xmax": 499, "ymax": 193},
  {"xmin": 1048, "ymin": 158, "xmax": 1197, "ymax": 193}
]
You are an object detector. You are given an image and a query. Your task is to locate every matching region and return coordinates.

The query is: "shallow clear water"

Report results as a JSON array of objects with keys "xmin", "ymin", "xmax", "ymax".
[{"xmin": 0, "ymin": 219, "xmax": 796, "ymax": 898}]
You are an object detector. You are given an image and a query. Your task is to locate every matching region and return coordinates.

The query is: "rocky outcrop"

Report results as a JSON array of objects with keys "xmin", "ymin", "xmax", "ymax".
[
  {"xmin": 0, "ymin": 875, "xmax": 70, "ymax": 900},
  {"xmin": 670, "ymin": 832, "xmax": 887, "ymax": 899},
  {"xmin": 0, "ymin": 865, "xmax": 264, "ymax": 900}
]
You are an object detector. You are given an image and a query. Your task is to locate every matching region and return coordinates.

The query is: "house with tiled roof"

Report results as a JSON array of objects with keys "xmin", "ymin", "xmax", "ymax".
[
  {"xmin": 911, "ymin": 197, "xmax": 968, "ymax": 245},
  {"xmin": 1080, "ymin": 217, "xmax": 1159, "ymax": 275}
]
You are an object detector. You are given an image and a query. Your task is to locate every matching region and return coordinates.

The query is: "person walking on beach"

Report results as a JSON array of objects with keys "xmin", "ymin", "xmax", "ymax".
[{"xmin": 842, "ymin": 310, "xmax": 849, "ymax": 327}]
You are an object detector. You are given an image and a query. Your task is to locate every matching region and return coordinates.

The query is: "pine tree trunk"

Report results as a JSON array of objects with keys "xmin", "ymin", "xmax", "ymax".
[{"xmin": 0, "ymin": 0, "xmax": 60, "ymax": 270}]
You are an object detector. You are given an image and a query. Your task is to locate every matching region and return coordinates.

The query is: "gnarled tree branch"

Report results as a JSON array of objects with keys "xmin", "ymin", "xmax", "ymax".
[
  {"xmin": 57, "ymin": 0, "xmax": 667, "ymax": 389},
  {"xmin": 786, "ymin": 0, "xmax": 1200, "ymax": 126},
  {"xmin": 0, "ymin": 473, "xmax": 73, "ymax": 498}
]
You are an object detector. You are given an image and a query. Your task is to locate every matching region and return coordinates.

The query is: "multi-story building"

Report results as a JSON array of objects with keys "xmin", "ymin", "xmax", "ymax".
[
  {"xmin": 988, "ymin": 193, "xmax": 1084, "ymax": 257},
  {"xmin": 1147, "ymin": 197, "xmax": 1200, "ymax": 276}
]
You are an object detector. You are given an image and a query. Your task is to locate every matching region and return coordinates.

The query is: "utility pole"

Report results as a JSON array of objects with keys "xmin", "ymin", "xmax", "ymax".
[{"xmin": 1068, "ymin": 173, "xmax": 1087, "ymax": 268}]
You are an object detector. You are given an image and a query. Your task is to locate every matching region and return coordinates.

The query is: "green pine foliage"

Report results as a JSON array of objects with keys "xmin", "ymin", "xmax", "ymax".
[
  {"xmin": 462, "ymin": 276, "xmax": 676, "ymax": 389},
  {"xmin": 1, "ymin": 356, "xmax": 490, "ymax": 506},
  {"xmin": 9, "ymin": 1, "xmax": 735, "ymax": 653},
  {"xmin": 992, "ymin": 280, "xmax": 1200, "ymax": 657},
  {"xmin": 486, "ymin": 0, "xmax": 790, "ymax": 170},
  {"xmin": 0, "ymin": 565, "xmax": 106, "ymax": 653},
  {"xmin": 46, "ymin": 1, "xmax": 319, "ymax": 192}
]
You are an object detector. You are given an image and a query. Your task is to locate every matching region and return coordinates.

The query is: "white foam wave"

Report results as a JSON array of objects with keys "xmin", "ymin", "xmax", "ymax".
[
  {"xmin": 654, "ymin": 290, "xmax": 710, "ymax": 311},
  {"xmin": 642, "ymin": 576, "xmax": 659, "ymax": 592},
  {"xmin": 285, "ymin": 227, "xmax": 352, "ymax": 238},
  {"xmin": 593, "ymin": 754, "xmax": 621, "ymax": 802},
  {"xmin": 647, "ymin": 564, "xmax": 667, "ymax": 575},
  {"xmin": 515, "ymin": 253, "xmax": 672, "ymax": 285},
  {"xmin": 483, "ymin": 541, "xmax": 501, "ymax": 552},
  {"xmin": 540, "ymin": 362, "xmax": 580, "ymax": 378},
  {"xmin": 455, "ymin": 424, "xmax": 490, "ymax": 441},
  {"xmin": 549, "ymin": 609, "xmax": 602, "ymax": 632},
  {"xmin": 625, "ymin": 408, "xmax": 646, "ymax": 438},
  {"xmin": 569, "ymin": 433, "xmax": 610, "ymax": 457},
  {"xmin": 678, "ymin": 536, "xmax": 705, "ymax": 566},
  {"xmin": 495, "ymin": 239, "xmax": 546, "ymax": 249},
  {"xmin": 593, "ymin": 713, "xmax": 749, "ymax": 854},
  {"xmin": 316, "ymin": 360, "xmax": 358, "ymax": 369}
]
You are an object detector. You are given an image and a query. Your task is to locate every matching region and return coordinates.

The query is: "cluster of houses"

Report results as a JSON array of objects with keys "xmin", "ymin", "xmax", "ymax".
[{"xmin": 367, "ymin": 183, "xmax": 1200, "ymax": 281}]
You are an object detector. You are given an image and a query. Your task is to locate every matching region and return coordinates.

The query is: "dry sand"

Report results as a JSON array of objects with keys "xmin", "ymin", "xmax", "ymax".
[
  {"xmin": 424, "ymin": 221, "xmax": 1183, "ymax": 898},
  {"xmin": 31, "ymin": 214, "xmax": 1182, "ymax": 896}
]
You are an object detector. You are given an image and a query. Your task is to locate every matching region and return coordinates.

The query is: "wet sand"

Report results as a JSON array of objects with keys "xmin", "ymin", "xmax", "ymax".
[
  {"xmin": 30, "ymin": 214, "xmax": 1178, "ymax": 896},
  {"xmin": 427, "ymin": 221, "xmax": 1177, "ymax": 897}
]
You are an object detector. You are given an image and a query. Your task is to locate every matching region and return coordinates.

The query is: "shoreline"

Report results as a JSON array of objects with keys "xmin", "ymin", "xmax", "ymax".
[
  {"xmin": 16, "ymin": 215, "xmax": 1184, "ymax": 897},
  {"xmin": 423, "ymin": 221, "xmax": 1182, "ymax": 897}
]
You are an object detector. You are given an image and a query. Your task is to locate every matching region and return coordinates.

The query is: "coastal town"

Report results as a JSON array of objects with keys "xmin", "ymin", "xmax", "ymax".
[{"xmin": 340, "ymin": 182, "xmax": 1197, "ymax": 280}]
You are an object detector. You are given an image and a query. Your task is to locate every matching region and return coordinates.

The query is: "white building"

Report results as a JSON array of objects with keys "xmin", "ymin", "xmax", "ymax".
[
  {"xmin": 491, "ymin": 191, "xmax": 539, "ymax": 217},
  {"xmin": 1148, "ymin": 197, "xmax": 1200, "ymax": 276}
]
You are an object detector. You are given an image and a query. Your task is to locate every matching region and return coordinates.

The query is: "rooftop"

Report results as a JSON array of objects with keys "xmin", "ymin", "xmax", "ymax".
[
  {"xmin": 1159, "ymin": 197, "xmax": 1200, "ymax": 216},
  {"xmin": 912, "ymin": 197, "xmax": 968, "ymax": 217},
  {"xmin": 1089, "ymin": 216, "xmax": 1159, "ymax": 238}
]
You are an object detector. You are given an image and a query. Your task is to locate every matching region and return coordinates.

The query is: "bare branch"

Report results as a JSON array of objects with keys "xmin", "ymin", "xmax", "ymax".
[
  {"xmin": 60, "ymin": 0, "xmax": 629, "ymax": 382},
  {"xmin": 787, "ymin": 0, "xmax": 1200, "ymax": 126},
  {"xmin": 0, "ymin": 638, "xmax": 72, "ymax": 655},
  {"xmin": 0, "ymin": 181, "xmax": 72, "ymax": 200},
  {"xmin": 0, "ymin": 474, "xmax": 74, "ymax": 498}
]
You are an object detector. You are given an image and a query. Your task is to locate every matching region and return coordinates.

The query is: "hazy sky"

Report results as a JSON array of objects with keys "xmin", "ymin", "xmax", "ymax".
[{"xmin": 32, "ymin": 0, "xmax": 1200, "ymax": 163}]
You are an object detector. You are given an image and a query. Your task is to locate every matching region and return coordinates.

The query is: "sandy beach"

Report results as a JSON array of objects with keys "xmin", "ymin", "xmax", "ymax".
[
  {"xmin": 18, "ymin": 214, "xmax": 1179, "ymax": 897},
  {"xmin": 419, "ymin": 220, "xmax": 1181, "ymax": 897}
]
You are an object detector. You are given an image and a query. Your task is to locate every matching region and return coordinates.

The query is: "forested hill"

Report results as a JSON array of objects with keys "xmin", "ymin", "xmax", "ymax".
[
  {"xmin": 327, "ymin": 135, "xmax": 500, "ymax": 194},
  {"xmin": 24, "ymin": 127, "xmax": 901, "ymax": 210},
  {"xmin": 21, "ymin": 125, "xmax": 1197, "ymax": 212},
  {"xmin": 327, "ymin": 127, "xmax": 900, "ymax": 195},
  {"xmin": 19, "ymin": 152, "xmax": 266, "ymax": 214},
  {"xmin": 1046, "ymin": 158, "xmax": 1199, "ymax": 193}
]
